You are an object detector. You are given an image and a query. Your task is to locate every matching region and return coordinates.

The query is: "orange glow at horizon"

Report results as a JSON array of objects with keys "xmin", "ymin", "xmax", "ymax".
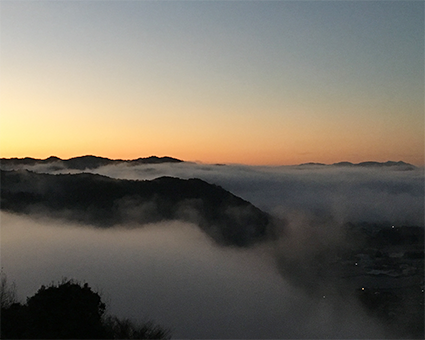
[
  {"xmin": 2, "ymin": 90, "xmax": 423, "ymax": 166},
  {"xmin": 1, "ymin": 93, "xmax": 424, "ymax": 166}
]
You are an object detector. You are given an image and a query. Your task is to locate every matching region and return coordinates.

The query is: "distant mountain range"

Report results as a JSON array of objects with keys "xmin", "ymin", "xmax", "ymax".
[
  {"xmin": 0, "ymin": 155, "xmax": 182, "ymax": 171},
  {"xmin": 1, "ymin": 156, "xmax": 416, "ymax": 171},
  {"xmin": 1, "ymin": 169, "xmax": 272, "ymax": 247},
  {"xmin": 298, "ymin": 160, "xmax": 416, "ymax": 170}
]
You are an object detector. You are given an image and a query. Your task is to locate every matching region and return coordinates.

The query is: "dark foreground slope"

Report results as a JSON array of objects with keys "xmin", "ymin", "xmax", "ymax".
[{"xmin": 0, "ymin": 170, "xmax": 272, "ymax": 246}]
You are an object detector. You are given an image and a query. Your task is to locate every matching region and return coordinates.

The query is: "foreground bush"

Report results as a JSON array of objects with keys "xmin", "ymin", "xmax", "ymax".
[
  {"xmin": 103, "ymin": 316, "xmax": 171, "ymax": 339},
  {"xmin": 0, "ymin": 279, "xmax": 171, "ymax": 339}
]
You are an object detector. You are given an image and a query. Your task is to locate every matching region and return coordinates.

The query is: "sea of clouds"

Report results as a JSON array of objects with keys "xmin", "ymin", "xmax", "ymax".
[{"xmin": 1, "ymin": 161, "xmax": 423, "ymax": 338}]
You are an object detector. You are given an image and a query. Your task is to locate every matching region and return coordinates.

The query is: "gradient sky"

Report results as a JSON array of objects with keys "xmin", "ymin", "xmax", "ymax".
[{"xmin": 1, "ymin": 0, "xmax": 423, "ymax": 165}]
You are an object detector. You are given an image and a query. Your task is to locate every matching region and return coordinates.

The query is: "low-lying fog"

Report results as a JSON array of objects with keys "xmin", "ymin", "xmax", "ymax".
[
  {"xmin": 2, "ymin": 212, "xmax": 387, "ymax": 338},
  {"xmin": 24, "ymin": 161, "xmax": 425, "ymax": 226},
  {"xmin": 1, "ymin": 162, "xmax": 423, "ymax": 338}
]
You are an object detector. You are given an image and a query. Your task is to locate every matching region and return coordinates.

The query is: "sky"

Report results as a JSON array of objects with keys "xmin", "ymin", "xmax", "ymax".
[{"xmin": 1, "ymin": 0, "xmax": 423, "ymax": 165}]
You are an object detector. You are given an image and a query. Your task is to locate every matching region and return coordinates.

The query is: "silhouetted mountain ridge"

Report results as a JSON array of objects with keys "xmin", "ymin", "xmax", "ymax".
[
  {"xmin": 0, "ymin": 155, "xmax": 183, "ymax": 171},
  {"xmin": 299, "ymin": 160, "xmax": 416, "ymax": 170},
  {"xmin": 0, "ymin": 170, "xmax": 272, "ymax": 247}
]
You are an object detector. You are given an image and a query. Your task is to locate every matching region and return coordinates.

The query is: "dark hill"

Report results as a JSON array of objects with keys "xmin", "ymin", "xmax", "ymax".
[
  {"xmin": 0, "ymin": 170, "xmax": 271, "ymax": 247},
  {"xmin": 63, "ymin": 156, "xmax": 114, "ymax": 170}
]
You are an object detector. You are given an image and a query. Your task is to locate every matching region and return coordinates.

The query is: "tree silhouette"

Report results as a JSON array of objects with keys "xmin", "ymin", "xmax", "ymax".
[
  {"xmin": 25, "ymin": 280, "xmax": 107, "ymax": 339},
  {"xmin": 0, "ymin": 270, "xmax": 17, "ymax": 309}
]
